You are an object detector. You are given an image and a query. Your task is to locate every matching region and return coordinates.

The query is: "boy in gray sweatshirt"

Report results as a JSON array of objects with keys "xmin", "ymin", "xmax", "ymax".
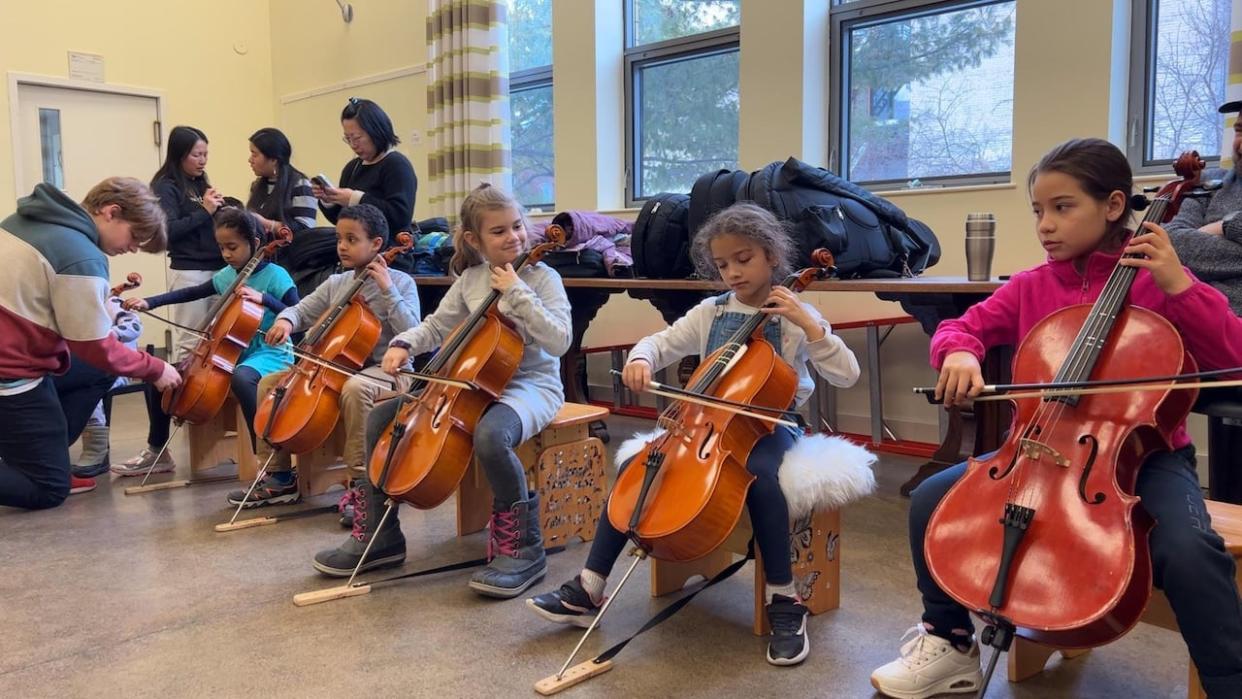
[{"xmin": 230, "ymin": 203, "xmax": 420, "ymax": 509}]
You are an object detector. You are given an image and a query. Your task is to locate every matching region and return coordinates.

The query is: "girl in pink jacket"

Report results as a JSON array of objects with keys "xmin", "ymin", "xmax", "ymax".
[{"xmin": 871, "ymin": 138, "xmax": 1242, "ymax": 699}]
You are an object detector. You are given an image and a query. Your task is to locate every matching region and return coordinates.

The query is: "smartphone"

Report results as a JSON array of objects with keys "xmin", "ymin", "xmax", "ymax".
[{"xmin": 311, "ymin": 173, "xmax": 335, "ymax": 190}]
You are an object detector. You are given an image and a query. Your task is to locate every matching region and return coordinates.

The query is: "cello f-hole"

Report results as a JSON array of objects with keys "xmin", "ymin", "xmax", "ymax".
[
  {"xmin": 430, "ymin": 393, "xmax": 450, "ymax": 430},
  {"xmin": 696, "ymin": 422, "xmax": 717, "ymax": 461},
  {"xmin": 1076, "ymin": 434, "xmax": 1105, "ymax": 505}
]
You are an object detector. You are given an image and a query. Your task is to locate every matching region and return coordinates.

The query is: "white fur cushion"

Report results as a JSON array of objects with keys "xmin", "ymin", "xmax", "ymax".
[{"xmin": 612, "ymin": 429, "xmax": 876, "ymax": 519}]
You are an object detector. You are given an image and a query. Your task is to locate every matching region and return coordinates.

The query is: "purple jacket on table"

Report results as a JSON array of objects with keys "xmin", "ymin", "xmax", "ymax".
[{"xmin": 930, "ymin": 248, "xmax": 1242, "ymax": 449}]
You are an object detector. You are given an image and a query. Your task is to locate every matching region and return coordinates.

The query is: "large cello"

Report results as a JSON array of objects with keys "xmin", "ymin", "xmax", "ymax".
[
  {"xmin": 161, "ymin": 226, "xmax": 292, "ymax": 424},
  {"xmin": 922, "ymin": 193, "xmax": 1197, "ymax": 689},
  {"xmin": 253, "ymin": 232, "xmax": 415, "ymax": 454},
  {"xmin": 367, "ymin": 228, "xmax": 565, "ymax": 507},
  {"xmin": 1152, "ymin": 150, "xmax": 1208, "ymax": 222}
]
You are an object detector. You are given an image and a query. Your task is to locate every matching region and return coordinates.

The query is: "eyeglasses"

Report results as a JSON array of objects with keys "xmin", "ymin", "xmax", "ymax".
[{"xmin": 342, "ymin": 134, "xmax": 367, "ymax": 145}]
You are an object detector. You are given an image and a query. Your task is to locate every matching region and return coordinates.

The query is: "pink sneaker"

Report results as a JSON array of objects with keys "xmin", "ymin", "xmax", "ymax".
[{"xmin": 69, "ymin": 475, "xmax": 97, "ymax": 495}]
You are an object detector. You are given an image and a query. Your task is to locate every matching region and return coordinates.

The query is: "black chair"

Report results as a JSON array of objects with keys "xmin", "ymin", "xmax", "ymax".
[{"xmin": 1193, "ymin": 388, "xmax": 1242, "ymax": 504}]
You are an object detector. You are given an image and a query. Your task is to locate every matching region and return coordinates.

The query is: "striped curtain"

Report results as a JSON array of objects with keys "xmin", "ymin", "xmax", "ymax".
[
  {"xmin": 426, "ymin": 0, "xmax": 512, "ymax": 222},
  {"xmin": 1224, "ymin": 2, "xmax": 1242, "ymax": 169}
]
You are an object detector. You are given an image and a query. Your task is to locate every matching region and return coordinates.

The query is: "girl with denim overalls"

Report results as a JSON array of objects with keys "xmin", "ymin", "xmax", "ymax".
[{"xmin": 526, "ymin": 203, "xmax": 860, "ymax": 666}]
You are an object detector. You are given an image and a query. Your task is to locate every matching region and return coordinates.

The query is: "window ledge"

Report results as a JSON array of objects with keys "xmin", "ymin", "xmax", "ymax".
[{"xmin": 871, "ymin": 182, "xmax": 1017, "ymax": 198}]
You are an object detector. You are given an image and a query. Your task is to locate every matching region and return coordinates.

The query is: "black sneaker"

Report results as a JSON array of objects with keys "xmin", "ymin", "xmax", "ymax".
[
  {"xmin": 226, "ymin": 474, "xmax": 301, "ymax": 508},
  {"xmin": 766, "ymin": 594, "xmax": 810, "ymax": 666},
  {"xmin": 526, "ymin": 576, "xmax": 603, "ymax": 628}
]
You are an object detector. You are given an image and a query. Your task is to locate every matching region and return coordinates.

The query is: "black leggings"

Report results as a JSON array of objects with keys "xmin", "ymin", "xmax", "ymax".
[
  {"xmin": 585, "ymin": 427, "xmax": 796, "ymax": 585},
  {"xmin": 145, "ymin": 366, "xmax": 261, "ymax": 452}
]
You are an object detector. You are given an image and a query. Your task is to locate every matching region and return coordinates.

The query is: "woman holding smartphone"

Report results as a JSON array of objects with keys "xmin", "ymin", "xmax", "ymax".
[{"xmin": 312, "ymin": 98, "xmax": 417, "ymax": 237}]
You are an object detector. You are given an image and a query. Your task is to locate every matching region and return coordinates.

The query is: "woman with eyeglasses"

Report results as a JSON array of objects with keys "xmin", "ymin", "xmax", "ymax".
[{"xmin": 311, "ymin": 98, "xmax": 417, "ymax": 237}]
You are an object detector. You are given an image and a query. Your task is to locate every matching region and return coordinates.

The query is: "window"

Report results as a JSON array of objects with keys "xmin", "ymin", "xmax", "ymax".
[
  {"xmin": 829, "ymin": 0, "xmax": 1017, "ymax": 187},
  {"xmin": 38, "ymin": 108, "xmax": 64, "ymax": 189},
  {"xmin": 508, "ymin": 0, "xmax": 554, "ymax": 209},
  {"xmin": 1129, "ymin": 0, "xmax": 1232, "ymax": 170},
  {"xmin": 625, "ymin": 0, "xmax": 741, "ymax": 204}
]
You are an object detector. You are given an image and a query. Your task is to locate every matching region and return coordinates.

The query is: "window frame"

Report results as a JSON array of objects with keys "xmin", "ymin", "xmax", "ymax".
[
  {"xmin": 1126, "ymin": 0, "xmax": 1227, "ymax": 175},
  {"xmin": 509, "ymin": 63, "xmax": 555, "ymax": 210},
  {"xmin": 623, "ymin": 1, "xmax": 741, "ymax": 207},
  {"xmin": 828, "ymin": 0, "xmax": 1017, "ymax": 189}
]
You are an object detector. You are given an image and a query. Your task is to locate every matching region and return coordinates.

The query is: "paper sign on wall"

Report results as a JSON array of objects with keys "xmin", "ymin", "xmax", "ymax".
[{"xmin": 68, "ymin": 52, "xmax": 104, "ymax": 83}]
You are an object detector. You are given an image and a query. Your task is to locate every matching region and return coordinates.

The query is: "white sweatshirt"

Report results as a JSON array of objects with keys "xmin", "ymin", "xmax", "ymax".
[{"xmin": 627, "ymin": 292, "xmax": 861, "ymax": 407}]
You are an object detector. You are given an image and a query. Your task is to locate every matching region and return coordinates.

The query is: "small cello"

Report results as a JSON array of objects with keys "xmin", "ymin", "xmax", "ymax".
[
  {"xmin": 367, "ymin": 228, "xmax": 566, "ymax": 508},
  {"xmin": 161, "ymin": 226, "xmax": 292, "ymax": 424},
  {"xmin": 253, "ymin": 232, "xmax": 415, "ymax": 454},
  {"xmin": 606, "ymin": 250, "xmax": 836, "ymax": 561},
  {"xmin": 111, "ymin": 272, "xmax": 142, "ymax": 297}
]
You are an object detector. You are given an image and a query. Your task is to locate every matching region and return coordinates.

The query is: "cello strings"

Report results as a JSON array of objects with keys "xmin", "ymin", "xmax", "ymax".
[{"xmin": 1010, "ymin": 200, "xmax": 1168, "ymax": 510}]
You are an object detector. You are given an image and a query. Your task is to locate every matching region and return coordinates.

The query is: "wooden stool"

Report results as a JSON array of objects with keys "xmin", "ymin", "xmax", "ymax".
[
  {"xmin": 649, "ymin": 508, "xmax": 842, "ymax": 635},
  {"xmin": 457, "ymin": 403, "xmax": 610, "ymax": 548},
  {"xmin": 186, "ymin": 396, "xmax": 257, "ymax": 480},
  {"xmin": 291, "ymin": 420, "xmax": 351, "ymax": 498},
  {"xmin": 1009, "ymin": 500, "xmax": 1242, "ymax": 698}
]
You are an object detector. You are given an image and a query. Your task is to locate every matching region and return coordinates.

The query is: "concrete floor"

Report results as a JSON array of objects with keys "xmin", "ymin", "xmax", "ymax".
[{"xmin": 0, "ymin": 396, "xmax": 1193, "ymax": 698}]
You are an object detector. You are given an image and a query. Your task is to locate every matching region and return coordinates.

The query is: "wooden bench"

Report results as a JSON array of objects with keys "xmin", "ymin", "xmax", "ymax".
[
  {"xmin": 457, "ymin": 402, "xmax": 610, "ymax": 548},
  {"xmin": 649, "ymin": 508, "xmax": 842, "ymax": 636},
  {"xmin": 186, "ymin": 396, "xmax": 258, "ymax": 480},
  {"xmin": 1009, "ymin": 500, "xmax": 1242, "ymax": 698}
]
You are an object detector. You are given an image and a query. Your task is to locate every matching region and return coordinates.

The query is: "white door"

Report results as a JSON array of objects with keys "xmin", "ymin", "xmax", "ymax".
[{"xmin": 15, "ymin": 82, "xmax": 167, "ymax": 348}]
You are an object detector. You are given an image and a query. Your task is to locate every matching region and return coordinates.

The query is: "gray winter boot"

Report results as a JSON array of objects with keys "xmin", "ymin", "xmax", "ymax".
[
  {"xmin": 468, "ymin": 492, "xmax": 547, "ymax": 598},
  {"xmin": 312, "ymin": 479, "xmax": 405, "ymax": 577}
]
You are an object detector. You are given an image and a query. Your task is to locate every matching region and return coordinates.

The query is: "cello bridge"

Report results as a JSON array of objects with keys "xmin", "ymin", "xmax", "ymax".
[{"xmin": 1019, "ymin": 439, "xmax": 1069, "ymax": 468}]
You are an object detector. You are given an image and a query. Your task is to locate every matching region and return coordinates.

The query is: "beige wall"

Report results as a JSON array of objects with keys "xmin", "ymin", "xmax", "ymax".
[
  {"xmin": 0, "ymin": 0, "xmax": 276, "ymax": 205},
  {"xmin": 268, "ymin": 0, "xmax": 429, "ymax": 219}
]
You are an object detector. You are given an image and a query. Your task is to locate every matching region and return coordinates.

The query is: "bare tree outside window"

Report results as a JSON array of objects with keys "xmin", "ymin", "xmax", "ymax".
[
  {"xmin": 631, "ymin": 0, "xmax": 740, "ymax": 45},
  {"xmin": 842, "ymin": 1, "xmax": 1016, "ymax": 185},
  {"xmin": 508, "ymin": 0, "xmax": 554, "ymax": 208},
  {"xmin": 627, "ymin": 0, "xmax": 740, "ymax": 201},
  {"xmin": 1147, "ymin": 0, "xmax": 1231, "ymax": 162}
]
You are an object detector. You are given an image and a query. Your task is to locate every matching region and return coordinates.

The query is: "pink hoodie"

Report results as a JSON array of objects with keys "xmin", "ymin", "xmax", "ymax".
[{"xmin": 931, "ymin": 249, "xmax": 1242, "ymax": 449}]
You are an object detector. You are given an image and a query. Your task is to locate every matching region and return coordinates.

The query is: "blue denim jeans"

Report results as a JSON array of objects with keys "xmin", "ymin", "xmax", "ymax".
[{"xmin": 909, "ymin": 446, "xmax": 1242, "ymax": 697}]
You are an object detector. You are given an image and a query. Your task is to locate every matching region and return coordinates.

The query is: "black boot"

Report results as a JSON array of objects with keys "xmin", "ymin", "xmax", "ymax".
[
  {"xmin": 468, "ymin": 492, "xmax": 547, "ymax": 598},
  {"xmin": 312, "ymin": 479, "xmax": 405, "ymax": 577}
]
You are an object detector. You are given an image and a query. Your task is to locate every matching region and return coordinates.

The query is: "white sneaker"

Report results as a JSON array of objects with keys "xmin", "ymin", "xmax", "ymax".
[
  {"xmin": 111, "ymin": 447, "xmax": 175, "ymax": 477},
  {"xmin": 870, "ymin": 625, "xmax": 982, "ymax": 699}
]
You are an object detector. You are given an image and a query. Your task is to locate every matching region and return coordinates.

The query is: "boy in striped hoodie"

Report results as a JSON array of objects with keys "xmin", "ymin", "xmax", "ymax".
[{"xmin": 0, "ymin": 177, "xmax": 181, "ymax": 510}]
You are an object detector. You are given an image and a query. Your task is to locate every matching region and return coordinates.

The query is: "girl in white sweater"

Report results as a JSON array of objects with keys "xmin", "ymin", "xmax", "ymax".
[
  {"xmin": 313, "ymin": 184, "xmax": 572, "ymax": 599},
  {"xmin": 528, "ymin": 203, "xmax": 860, "ymax": 666}
]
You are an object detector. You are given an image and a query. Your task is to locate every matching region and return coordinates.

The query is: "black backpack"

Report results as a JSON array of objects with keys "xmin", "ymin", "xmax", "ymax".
[
  {"xmin": 632, "ymin": 193, "xmax": 693, "ymax": 279},
  {"xmin": 275, "ymin": 226, "xmax": 341, "ymax": 298},
  {"xmin": 740, "ymin": 157, "xmax": 940, "ymax": 278},
  {"xmin": 688, "ymin": 169, "xmax": 748, "ymax": 236}
]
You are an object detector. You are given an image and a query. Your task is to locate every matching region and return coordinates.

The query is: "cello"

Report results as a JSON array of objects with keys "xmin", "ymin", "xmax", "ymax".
[
  {"xmin": 1152, "ymin": 150, "xmax": 1207, "ymax": 222},
  {"xmin": 253, "ymin": 232, "xmax": 415, "ymax": 454},
  {"xmin": 530, "ymin": 252, "xmax": 837, "ymax": 693},
  {"xmin": 366, "ymin": 227, "xmax": 566, "ymax": 508},
  {"xmin": 605, "ymin": 250, "xmax": 837, "ymax": 561},
  {"xmin": 160, "ymin": 226, "xmax": 292, "ymax": 424},
  {"xmin": 921, "ymin": 192, "xmax": 1198, "ymax": 691},
  {"xmin": 111, "ymin": 272, "xmax": 142, "ymax": 297}
]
